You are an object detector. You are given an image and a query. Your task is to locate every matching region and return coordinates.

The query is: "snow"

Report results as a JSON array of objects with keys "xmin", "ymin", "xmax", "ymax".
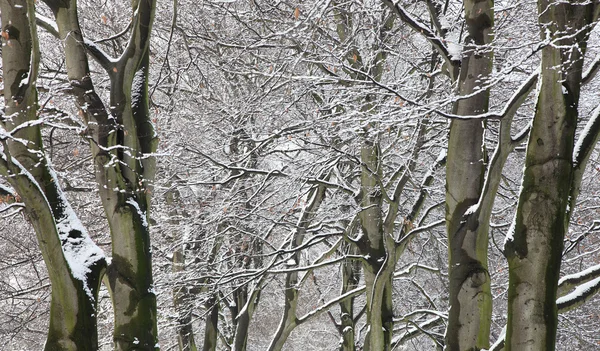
[
  {"xmin": 36, "ymin": 14, "xmax": 59, "ymax": 33},
  {"xmin": 436, "ymin": 148, "xmax": 447, "ymax": 163},
  {"xmin": 83, "ymin": 38, "xmax": 119, "ymax": 63},
  {"xmin": 573, "ymin": 104, "xmax": 600, "ymax": 165},
  {"xmin": 559, "ymin": 264, "xmax": 600, "ymax": 286},
  {"xmin": 447, "ymin": 42, "xmax": 463, "ymax": 61},
  {"xmin": 126, "ymin": 198, "xmax": 149, "ymax": 229},
  {"xmin": 0, "ymin": 183, "xmax": 16, "ymax": 197},
  {"xmin": 556, "ymin": 276, "xmax": 600, "ymax": 306},
  {"xmin": 503, "ymin": 206, "xmax": 518, "ymax": 248},
  {"xmin": 286, "ymin": 259, "xmax": 297, "ymax": 266},
  {"xmin": 48, "ymin": 166, "xmax": 106, "ymax": 301},
  {"xmin": 19, "ymin": 71, "xmax": 30, "ymax": 88},
  {"xmin": 464, "ymin": 204, "xmax": 479, "ymax": 216},
  {"xmin": 0, "ymin": 149, "xmax": 107, "ymax": 302}
]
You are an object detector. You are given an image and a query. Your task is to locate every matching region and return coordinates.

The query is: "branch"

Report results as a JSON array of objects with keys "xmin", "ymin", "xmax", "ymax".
[
  {"xmin": 383, "ymin": 0, "xmax": 460, "ymax": 79},
  {"xmin": 435, "ymin": 71, "xmax": 539, "ymax": 120},
  {"xmin": 582, "ymin": 52, "xmax": 600, "ymax": 85},
  {"xmin": 35, "ymin": 14, "xmax": 115, "ymax": 70},
  {"xmin": 558, "ymin": 263, "xmax": 600, "ymax": 296},
  {"xmin": 296, "ymin": 286, "xmax": 365, "ymax": 325},
  {"xmin": 392, "ymin": 316, "xmax": 445, "ymax": 347}
]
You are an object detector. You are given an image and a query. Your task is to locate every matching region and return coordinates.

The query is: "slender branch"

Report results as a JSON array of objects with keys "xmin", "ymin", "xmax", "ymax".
[{"xmin": 383, "ymin": 0, "xmax": 460, "ymax": 79}]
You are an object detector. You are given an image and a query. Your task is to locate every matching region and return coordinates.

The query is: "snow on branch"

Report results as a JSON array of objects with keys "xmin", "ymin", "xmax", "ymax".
[
  {"xmin": 557, "ymin": 276, "xmax": 600, "ymax": 312},
  {"xmin": 435, "ymin": 70, "xmax": 539, "ymax": 120},
  {"xmin": 559, "ymin": 263, "xmax": 600, "ymax": 293},
  {"xmin": 582, "ymin": 52, "xmax": 600, "ymax": 84},
  {"xmin": 296, "ymin": 286, "xmax": 365, "ymax": 325},
  {"xmin": 392, "ymin": 316, "xmax": 445, "ymax": 347},
  {"xmin": 573, "ymin": 103, "xmax": 600, "ymax": 168},
  {"xmin": 383, "ymin": 0, "xmax": 460, "ymax": 79},
  {"xmin": 47, "ymin": 165, "xmax": 106, "ymax": 301},
  {"xmin": 35, "ymin": 13, "xmax": 116, "ymax": 72}
]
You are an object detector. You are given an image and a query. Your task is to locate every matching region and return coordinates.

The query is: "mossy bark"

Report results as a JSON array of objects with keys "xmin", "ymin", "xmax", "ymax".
[{"xmin": 42, "ymin": 0, "xmax": 160, "ymax": 348}]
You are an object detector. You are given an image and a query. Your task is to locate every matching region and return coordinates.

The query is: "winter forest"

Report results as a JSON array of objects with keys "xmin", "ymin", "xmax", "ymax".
[{"xmin": 2, "ymin": 0, "xmax": 600, "ymax": 350}]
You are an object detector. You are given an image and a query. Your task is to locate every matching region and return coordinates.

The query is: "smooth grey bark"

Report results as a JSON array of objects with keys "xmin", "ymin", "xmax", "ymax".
[
  {"xmin": 0, "ymin": 1, "xmax": 106, "ymax": 349},
  {"xmin": 504, "ymin": 2, "xmax": 598, "ymax": 350},
  {"xmin": 445, "ymin": 1, "xmax": 494, "ymax": 349},
  {"xmin": 358, "ymin": 143, "xmax": 395, "ymax": 351}
]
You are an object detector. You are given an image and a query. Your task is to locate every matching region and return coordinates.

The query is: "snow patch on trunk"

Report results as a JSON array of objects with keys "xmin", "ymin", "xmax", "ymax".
[
  {"xmin": 49, "ymin": 166, "xmax": 105, "ymax": 301},
  {"xmin": 126, "ymin": 197, "xmax": 149, "ymax": 229}
]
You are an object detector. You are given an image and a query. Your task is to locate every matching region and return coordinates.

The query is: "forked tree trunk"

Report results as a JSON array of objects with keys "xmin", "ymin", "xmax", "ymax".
[
  {"xmin": 358, "ymin": 143, "xmax": 395, "ymax": 351},
  {"xmin": 267, "ymin": 181, "xmax": 327, "ymax": 351},
  {"xmin": 41, "ymin": 0, "xmax": 160, "ymax": 348}
]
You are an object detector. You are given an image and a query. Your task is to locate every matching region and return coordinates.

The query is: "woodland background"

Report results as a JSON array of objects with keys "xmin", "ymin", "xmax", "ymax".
[{"xmin": 2, "ymin": 0, "xmax": 600, "ymax": 350}]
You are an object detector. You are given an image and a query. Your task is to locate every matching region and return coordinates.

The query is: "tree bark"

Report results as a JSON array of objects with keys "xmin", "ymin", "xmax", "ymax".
[
  {"xmin": 339, "ymin": 243, "xmax": 360, "ymax": 351},
  {"xmin": 445, "ymin": 1, "xmax": 494, "ymax": 350},
  {"xmin": 41, "ymin": 0, "xmax": 160, "ymax": 348},
  {"xmin": 1, "ymin": 1, "xmax": 106, "ymax": 349},
  {"xmin": 202, "ymin": 295, "xmax": 219, "ymax": 351},
  {"xmin": 267, "ymin": 181, "xmax": 327, "ymax": 351},
  {"xmin": 504, "ymin": 2, "xmax": 596, "ymax": 350}
]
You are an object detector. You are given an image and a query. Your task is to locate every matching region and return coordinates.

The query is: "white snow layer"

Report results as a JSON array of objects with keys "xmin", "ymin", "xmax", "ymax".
[
  {"xmin": 126, "ymin": 198, "xmax": 149, "ymax": 229},
  {"xmin": 556, "ymin": 276, "xmax": 600, "ymax": 306},
  {"xmin": 49, "ymin": 166, "xmax": 105, "ymax": 301},
  {"xmin": 558, "ymin": 264, "xmax": 600, "ymax": 286}
]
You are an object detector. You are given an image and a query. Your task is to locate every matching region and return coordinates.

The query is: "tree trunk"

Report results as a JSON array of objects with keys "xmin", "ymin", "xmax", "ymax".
[
  {"xmin": 173, "ymin": 247, "xmax": 198, "ymax": 351},
  {"xmin": 200, "ymin": 294, "xmax": 219, "ymax": 351},
  {"xmin": 1, "ymin": 1, "xmax": 106, "ymax": 349},
  {"xmin": 445, "ymin": 1, "xmax": 494, "ymax": 350},
  {"xmin": 42, "ymin": 0, "xmax": 160, "ymax": 348},
  {"xmin": 339, "ymin": 243, "xmax": 361, "ymax": 351},
  {"xmin": 267, "ymin": 181, "xmax": 327, "ymax": 351},
  {"xmin": 504, "ymin": 2, "xmax": 596, "ymax": 350},
  {"xmin": 358, "ymin": 143, "xmax": 394, "ymax": 351}
]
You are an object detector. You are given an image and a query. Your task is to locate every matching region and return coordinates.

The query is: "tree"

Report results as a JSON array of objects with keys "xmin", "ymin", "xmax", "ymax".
[
  {"xmin": 0, "ymin": 1, "xmax": 106, "ymax": 349},
  {"xmin": 1, "ymin": 0, "xmax": 159, "ymax": 349},
  {"xmin": 504, "ymin": 1, "xmax": 600, "ymax": 350},
  {"xmin": 6, "ymin": 0, "xmax": 600, "ymax": 350}
]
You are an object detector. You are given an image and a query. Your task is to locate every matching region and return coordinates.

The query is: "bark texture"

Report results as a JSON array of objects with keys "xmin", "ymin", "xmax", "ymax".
[
  {"xmin": 504, "ymin": 2, "xmax": 596, "ymax": 350},
  {"xmin": 445, "ymin": 1, "xmax": 494, "ymax": 349}
]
